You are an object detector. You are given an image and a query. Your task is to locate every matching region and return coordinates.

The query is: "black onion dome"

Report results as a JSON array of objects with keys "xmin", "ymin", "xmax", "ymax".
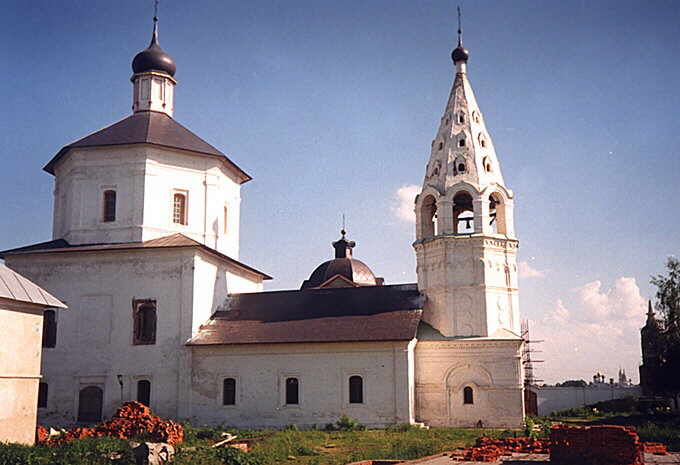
[
  {"xmin": 132, "ymin": 24, "xmax": 176, "ymax": 77},
  {"xmin": 301, "ymin": 258, "xmax": 376, "ymax": 289},
  {"xmin": 452, "ymin": 45, "xmax": 469, "ymax": 63}
]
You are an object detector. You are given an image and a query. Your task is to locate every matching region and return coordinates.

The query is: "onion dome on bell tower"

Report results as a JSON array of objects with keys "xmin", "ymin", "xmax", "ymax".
[
  {"xmin": 451, "ymin": 7, "xmax": 469, "ymax": 70},
  {"xmin": 130, "ymin": 7, "xmax": 177, "ymax": 117}
]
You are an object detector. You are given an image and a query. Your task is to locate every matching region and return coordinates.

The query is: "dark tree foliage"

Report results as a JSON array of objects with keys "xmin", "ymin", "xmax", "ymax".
[
  {"xmin": 557, "ymin": 380, "xmax": 588, "ymax": 388},
  {"xmin": 650, "ymin": 257, "xmax": 680, "ymax": 407}
]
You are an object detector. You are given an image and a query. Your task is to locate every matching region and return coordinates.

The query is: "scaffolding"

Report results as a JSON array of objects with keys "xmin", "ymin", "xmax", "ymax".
[{"xmin": 521, "ymin": 320, "xmax": 544, "ymax": 386}]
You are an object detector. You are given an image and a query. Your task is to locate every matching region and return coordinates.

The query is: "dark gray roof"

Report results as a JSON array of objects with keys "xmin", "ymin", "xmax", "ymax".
[
  {"xmin": 0, "ymin": 234, "xmax": 271, "ymax": 280},
  {"xmin": 44, "ymin": 111, "xmax": 251, "ymax": 183},
  {"xmin": 188, "ymin": 284, "xmax": 423, "ymax": 345}
]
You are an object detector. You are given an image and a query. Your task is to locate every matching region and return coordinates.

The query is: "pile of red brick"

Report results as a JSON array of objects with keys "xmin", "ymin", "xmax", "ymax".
[
  {"xmin": 450, "ymin": 436, "xmax": 551, "ymax": 462},
  {"xmin": 36, "ymin": 401, "xmax": 184, "ymax": 446},
  {"xmin": 550, "ymin": 425, "xmax": 643, "ymax": 465}
]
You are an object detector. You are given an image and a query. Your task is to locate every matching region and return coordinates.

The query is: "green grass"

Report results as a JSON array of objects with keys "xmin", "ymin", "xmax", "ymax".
[
  {"xmin": 1, "ymin": 425, "xmax": 513, "ymax": 465},
  {"xmin": 5, "ymin": 413, "xmax": 678, "ymax": 464}
]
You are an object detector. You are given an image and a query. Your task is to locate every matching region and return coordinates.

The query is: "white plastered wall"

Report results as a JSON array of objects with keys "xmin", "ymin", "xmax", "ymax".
[
  {"xmin": 414, "ymin": 339, "xmax": 524, "ymax": 428},
  {"xmin": 0, "ymin": 300, "xmax": 45, "ymax": 444},
  {"xmin": 5, "ymin": 246, "xmax": 263, "ymax": 426},
  {"xmin": 5, "ymin": 248, "xmax": 196, "ymax": 425},
  {"xmin": 51, "ymin": 145, "xmax": 243, "ymax": 258},
  {"xmin": 187, "ymin": 341, "xmax": 415, "ymax": 428}
]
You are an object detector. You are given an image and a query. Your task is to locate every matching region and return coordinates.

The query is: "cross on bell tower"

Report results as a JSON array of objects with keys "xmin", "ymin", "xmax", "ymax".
[{"xmin": 413, "ymin": 15, "xmax": 520, "ymax": 338}]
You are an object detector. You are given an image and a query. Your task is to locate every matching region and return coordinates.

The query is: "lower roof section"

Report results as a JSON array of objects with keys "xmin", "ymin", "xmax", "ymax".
[
  {"xmin": 188, "ymin": 283, "xmax": 424, "ymax": 346},
  {"xmin": 0, "ymin": 233, "xmax": 271, "ymax": 280}
]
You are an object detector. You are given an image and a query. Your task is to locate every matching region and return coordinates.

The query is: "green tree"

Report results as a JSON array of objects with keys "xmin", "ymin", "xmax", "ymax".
[{"xmin": 650, "ymin": 257, "xmax": 680, "ymax": 409}]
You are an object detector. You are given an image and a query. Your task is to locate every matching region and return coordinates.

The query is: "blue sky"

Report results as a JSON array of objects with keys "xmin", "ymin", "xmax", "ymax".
[{"xmin": 2, "ymin": 0, "xmax": 679, "ymax": 383}]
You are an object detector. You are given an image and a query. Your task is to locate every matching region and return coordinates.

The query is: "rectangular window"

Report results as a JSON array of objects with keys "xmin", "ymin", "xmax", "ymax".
[
  {"xmin": 133, "ymin": 299, "xmax": 157, "ymax": 345},
  {"xmin": 173, "ymin": 192, "xmax": 187, "ymax": 225},
  {"xmin": 285, "ymin": 377, "xmax": 299, "ymax": 405},
  {"xmin": 38, "ymin": 382, "xmax": 48, "ymax": 408},
  {"xmin": 223, "ymin": 378, "xmax": 236, "ymax": 405},
  {"xmin": 42, "ymin": 309, "xmax": 57, "ymax": 348},
  {"xmin": 103, "ymin": 190, "xmax": 116, "ymax": 222}
]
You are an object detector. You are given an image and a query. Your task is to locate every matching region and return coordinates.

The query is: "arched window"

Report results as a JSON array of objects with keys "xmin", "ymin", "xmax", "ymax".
[
  {"xmin": 137, "ymin": 380, "xmax": 151, "ymax": 406},
  {"xmin": 173, "ymin": 193, "xmax": 187, "ymax": 225},
  {"xmin": 223, "ymin": 378, "xmax": 236, "ymax": 405},
  {"xmin": 420, "ymin": 195, "xmax": 437, "ymax": 238},
  {"xmin": 38, "ymin": 382, "xmax": 48, "ymax": 408},
  {"xmin": 483, "ymin": 156, "xmax": 492, "ymax": 172},
  {"xmin": 285, "ymin": 377, "xmax": 299, "ymax": 405},
  {"xmin": 488, "ymin": 193, "xmax": 506, "ymax": 235},
  {"xmin": 77, "ymin": 386, "xmax": 103, "ymax": 423},
  {"xmin": 458, "ymin": 113, "xmax": 465, "ymax": 124},
  {"xmin": 453, "ymin": 192, "xmax": 474, "ymax": 234},
  {"xmin": 134, "ymin": 300, "xmax": 157, "ymax": 345},
  {"xmin": 103, "ymin": 190, "xmax": 116, "ymax": 222},
  {"xmin": 438, "ymin": 141, "xmax": 444, "ymax": 151},
  {"xmin": 223, "ymin": 206, "xmax": 228, "ymax": 234},
  {"xmin": 42, "ymin": 309, "xmax": 57, "ymax": 348},
  {"xmin": 463, "ymin": 386, "xmax": 474, "ymax": 405},
  {"xmin": 349, "ymin": 375, "xmax": 363, "ymax": 404},
  {"xmin": 458, "ymin": 138, "xmax": 466, "ymax": 147}
]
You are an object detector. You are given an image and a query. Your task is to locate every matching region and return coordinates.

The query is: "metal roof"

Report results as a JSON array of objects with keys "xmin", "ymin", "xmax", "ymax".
[
  {"xmin": 43, "ymin": 111, "xmax": 251, "ymax": 183},
  {"xmin": 0, "ymin": 234, "xmax": 271, "ymax": 280},
  {"xmin": 188, "ymin": 284, "xmax": 423, "ymax": 346},
  {"xmin": 0, "ymin": 264, "xmax": 66, "ymax": 308}
]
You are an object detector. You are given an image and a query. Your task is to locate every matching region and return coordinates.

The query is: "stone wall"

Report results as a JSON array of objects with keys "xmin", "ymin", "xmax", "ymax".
[{"xmin": 529, "ymin": 385, "xmax": 642, "ymax": 416}]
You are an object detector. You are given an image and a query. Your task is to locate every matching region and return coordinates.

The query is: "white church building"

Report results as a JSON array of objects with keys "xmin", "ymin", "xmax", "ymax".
[{"xmin": 2, "ymin": 16, "xmax": 525, "ymax": 429}]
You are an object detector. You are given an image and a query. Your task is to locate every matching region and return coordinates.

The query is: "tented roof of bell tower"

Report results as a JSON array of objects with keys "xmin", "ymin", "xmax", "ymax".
[{"xmin": 422, "ymin": 43, "xmax": 506, "ymax": 194}]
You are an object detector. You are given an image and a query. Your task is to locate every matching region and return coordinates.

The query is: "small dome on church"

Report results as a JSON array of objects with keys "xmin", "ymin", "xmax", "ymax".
[
  {"xmin": 452, "ymin": 45, "xmax": 469, "ymax": 64},
  {"xmin": 132, "ymin": 23, "xmax": 176, "ymax": 77},
  {"xmin": 301, "ymin": 230, "xmax": 377, "ymax": 289}
]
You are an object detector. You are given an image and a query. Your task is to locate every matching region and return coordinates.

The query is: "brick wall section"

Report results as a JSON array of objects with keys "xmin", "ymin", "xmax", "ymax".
[{"xmin": 550, "ymin": 425, "xmax": 643, "ymax": 465}]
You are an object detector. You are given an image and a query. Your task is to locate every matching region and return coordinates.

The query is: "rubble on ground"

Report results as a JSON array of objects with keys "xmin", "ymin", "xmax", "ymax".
[
  {"xmin": 36, "ymin": 401, "xmax": 184, "ymax": 446},
  {"xmin": 450, "ymin": 436, "xmax": 550, "ymax": 462}
]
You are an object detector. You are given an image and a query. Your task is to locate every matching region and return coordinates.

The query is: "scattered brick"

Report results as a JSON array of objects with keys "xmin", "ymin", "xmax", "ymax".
[
  {"xmin": 642, "ymin": 442, "xmax": 668, "ymax": 455},
  {"xmin": 35, "ymin": 425, "xmax": 49, "ymax": 443},
  {"xmin": 451, "ymin": 436, "xmax": 551, "ymax": 462},
  {"xmin": 36, "ymin": 401, "xmax": 184, "ymax": 446}
]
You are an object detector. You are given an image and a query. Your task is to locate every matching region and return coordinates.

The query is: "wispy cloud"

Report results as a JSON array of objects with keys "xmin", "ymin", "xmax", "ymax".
[
  {"xmin": 392, "ymin": 184, "xmax": 420, "ymax": 223},
  {"xmin": 530, "ymin": 277, "xmax": 646, "ymax": 384},
  {"xmin": 518, "ymin": 260, "xmax": 547, "ymax": 279}
]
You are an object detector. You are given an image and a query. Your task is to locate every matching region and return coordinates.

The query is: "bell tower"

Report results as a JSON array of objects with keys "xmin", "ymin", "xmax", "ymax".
[{"xmin": 413, "ymin": 21, "xmax": 520, "ymax": 338}]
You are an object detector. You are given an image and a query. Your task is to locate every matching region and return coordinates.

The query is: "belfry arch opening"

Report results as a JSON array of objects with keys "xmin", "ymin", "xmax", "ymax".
[
  {"xmin": 420, "ymin": 195, "xmax": 438, "ymax": 238},
  {"xmin": 488, "ymin": 192, "xmax": 507, "ymax": 235},
  {"xmin": 453, "ymin": 192, "xmax": 474, "ymax": 234}
]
